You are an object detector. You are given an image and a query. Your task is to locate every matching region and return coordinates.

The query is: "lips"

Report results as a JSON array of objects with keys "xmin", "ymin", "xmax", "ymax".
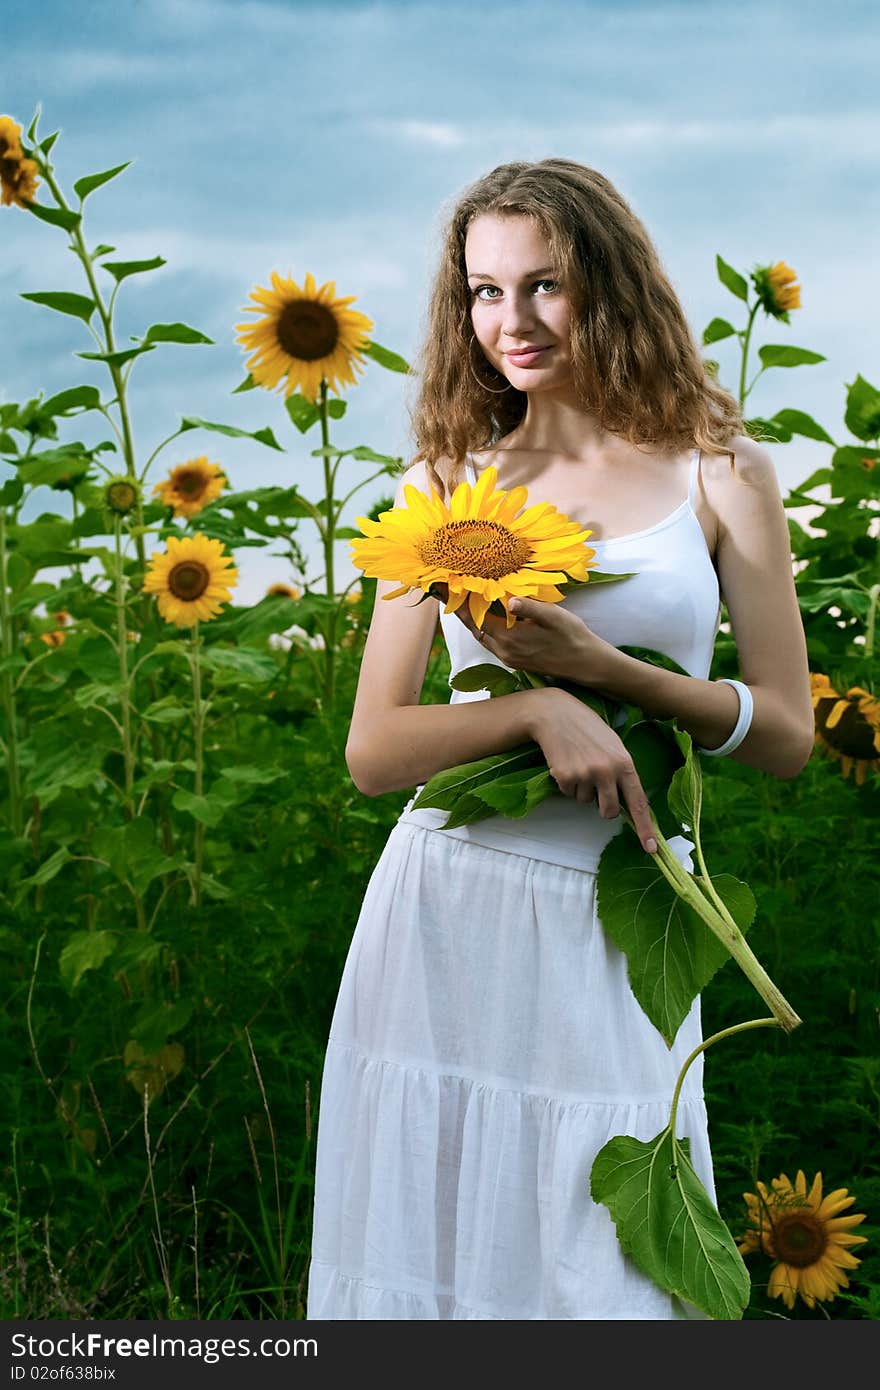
[{"xmin": 506, "ymin": 346, "xmax": 550, "ymax": 365}]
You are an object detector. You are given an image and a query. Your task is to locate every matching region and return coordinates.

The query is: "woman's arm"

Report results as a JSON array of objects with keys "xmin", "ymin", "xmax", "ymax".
[
  {"xmin": 581, "ymin": 436, "xmax": 816, "ymax": 780},
  {"xmin": 346, "ymin": 458, "xmax": 673, "ymax": 847}
]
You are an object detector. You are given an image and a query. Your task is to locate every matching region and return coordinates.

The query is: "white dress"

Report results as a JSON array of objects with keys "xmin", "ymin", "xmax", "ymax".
[{"xmin": 307, "ymin": 449, "xmax": 723, "ymax": 1319}]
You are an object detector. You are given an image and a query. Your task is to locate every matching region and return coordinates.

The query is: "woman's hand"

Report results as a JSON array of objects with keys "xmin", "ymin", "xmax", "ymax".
[
  {"xmin": 452, "ymin": 592, "xmax": 612, "ymax": 683},
  {"xmin": 525, "ymin": 685, "xmax": 658, "ymax": 853}
]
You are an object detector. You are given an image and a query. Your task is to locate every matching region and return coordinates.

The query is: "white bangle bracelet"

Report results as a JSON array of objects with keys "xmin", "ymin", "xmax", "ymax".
[{"xmin": 696, "ymin": 678, "xmax": 754, "ymax": 757}]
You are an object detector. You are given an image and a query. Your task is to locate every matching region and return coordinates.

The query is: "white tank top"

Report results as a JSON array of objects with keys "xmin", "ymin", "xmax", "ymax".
[{"xmin": 397, "ymin": 448, "xmax": 722, "ymax": 872}]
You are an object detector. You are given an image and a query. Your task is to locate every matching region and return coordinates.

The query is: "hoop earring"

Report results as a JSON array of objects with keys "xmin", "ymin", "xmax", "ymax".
[{"xmin": 467, "ymin": 334, "xmax": 510, "ymax": 395}]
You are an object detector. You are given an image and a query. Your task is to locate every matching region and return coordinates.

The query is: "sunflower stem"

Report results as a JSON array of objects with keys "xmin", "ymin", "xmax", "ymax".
[
  {"xmin": 667, "ymin": 1017, "xmax": 780, "ymax": 1135},
  {"xmin": 190, "ymin": 621, "xmax": 204, "ymax": 909},
  {"xmin": 864, "ymin": 582, "xmax": 880, "ymax": 661},
  {"xmin": 113, "ymin": 516, "xmax": 136, "ymax": 819},
  {"xmin": 318, "ymin": 379, "xmax": 337, "ymax": 709},
  {"xmin": 0, "ymin": 503, "xmax": 23, "ymax": 835},
  {"xmin": 644, "ymin": 819, "xmax": 802, "ymax": 1033},
  {"xmin": 34, "ymin": 156, "xmax": 151, "ymax": 610},
  {"xmin": 738, "ymin": 300, "xmax": 760, "ymax": 409}
]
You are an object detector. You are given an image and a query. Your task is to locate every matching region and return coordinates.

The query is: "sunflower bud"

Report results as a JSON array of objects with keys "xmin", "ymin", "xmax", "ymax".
[
  {"xmin": 104, "ymin": 475, "xmax": 142, "ymax": 517},
  {"xmin": 751, "ymin": 260, "xmax": 801, "ymax": 320}
]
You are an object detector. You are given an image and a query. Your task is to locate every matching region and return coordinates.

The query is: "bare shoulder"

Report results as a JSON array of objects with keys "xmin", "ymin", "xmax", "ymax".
[
  {"xmin": 394, "ymin": 455, "xmax": 453, "ymax": 506},
  {"xmin": 700, "ymin": 434, "xmax": 782, "ymax": 542}
]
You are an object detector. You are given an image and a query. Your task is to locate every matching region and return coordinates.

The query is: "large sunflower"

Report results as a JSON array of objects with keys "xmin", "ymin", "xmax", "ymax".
[
  {"xmin": 737, "ymin": 1170, "xmax": 868, "ymax": 1311},
  {"xmin": 350, "ymin": 464, "xmax": 597, "ymax": 630},
  {"xmin": 152, "ymin": 458, "xmax": 227, "ymax": 518},
  {"xmin": 236, "ymin": 270, "xmax": 373, "ymax": 403},
  {"xmin": 0, "ymin": 115, "xmax": 39, "ymax": 208},
  {"xmin": 811, "ymin": 672, "xmax": 880, "ymax": 785},
  {"xmin": 142, "ymin": 533, "xmax": 238, "ymax": 627}
]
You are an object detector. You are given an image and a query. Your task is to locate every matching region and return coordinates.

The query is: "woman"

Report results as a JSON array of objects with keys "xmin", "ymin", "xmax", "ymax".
[{"xmin": 306, "ymin": 158, "xmax": 814, "ymax": 1319}]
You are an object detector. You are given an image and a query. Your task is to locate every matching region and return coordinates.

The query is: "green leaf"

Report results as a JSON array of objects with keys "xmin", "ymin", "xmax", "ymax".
[
  {"xmin": 285, "ymin": 395, "xmax": 321, "ymax": 433},
  {"xmin": 216, "ymin": 764, "xmax": 288, "ymax": 786},
  {"xmin": 40, "ymin": 131, "xmax": 60, "ymax": 156},
  {"xmin": 198, "ymin": 645, "xmax": 277, "ymax": 682},
  {"xmin": 27, "ymin": 202, "xmax": 82, "ymax": 232},
  {"xmin": 232, "ymin": 374, "xmax": 257, "ymax": 393},
  {"xmin": 130, "ymin": 999, "xmax": 193, "ymax": 1053},
  {"xmin": 91, "ymin": 817, "xmax": 181, "ymax": 894},
  {"xmin": 178, "ymin": 416, "xmax": 283, "ymax": 451},
  {"xmin": 471, "ymin": 766, "xmax": 556, "ymax": 818},
  {"xmin": 77, "ymin": 345, "xmax": 156, "ymax": 368},
  {"xmin": 141, "ymin": 698, "xmax": 191, "ymax": 724},
  {"xmin": 769, "ymin": 408, "xmax": 835, "ymax": 445},
  {"xmin": 90, "ymin": 244, "xmax": 116, "ymax": 259},
  {"xmin": 431, "ymin": 790, "xmax": 500, "ymax": 829},
  {"xmin": 142, "ymin": 321, "xmax": 214, "ymax": 346},
  {"xmin": 39, "ymin": 386, "xmax": 102, "ymax": 416},
  {"xmin": 20, "ymin": 291, "xmax": 97, "ymax": 324},
  {"xmin": 74, "ymin": 162, "xmax": 131, "ymax": 201},
  {"xmin": 17, "ymin": 448, "xmax": 92, "ymax": 487},
  {"xmin": 702, "ymin": 317, "xmax": 737, "ymax": 345},
  {"xmin": 410, "ymin": 743, "xmax": 546, "ymax": 819},
  {"xmin": 618, "ymin": 647, "xmax": 691, "ymax": 678},
  {"xmin": 843, "ymin": 374, "xmax": 880, "ymax": 443},
  {"xmin": 590, "ymin": 1129, "xmax": 750, "ymax": 1320},
  {"xmin": 757, "ymin": 344, "xmax": 826, "ymax": 369},
  {"xmin": 13, "ymin": 846, "xmax": 73, "ymax": 902},
  {"xmin": 0, "ymin": 478, "xmax": 24, "ymax": 505},
  {"xmin": 596, "ymin": 831, "xmax": 756, "ymax": 1045},
  {"xmin": 171, "ymin": 786, "xmax": 239, "ymax": 827},
  {"xmin": 716, "ymin": 255, "xmax": 748, "ymax": 303},
  {"xmin": 59, "ymin": 930, "xmax": 117, "ymax": 991},
  {"xmin": 449, "ymin": 661, "xmax": 525, "ymax": 696},
  {"xmin": 101, "ymin": 256, "xmax": 166, "ymax": 283},
  {"xmin": 362, "ymin": 340, "xmax": 410, "ymax": 373}
]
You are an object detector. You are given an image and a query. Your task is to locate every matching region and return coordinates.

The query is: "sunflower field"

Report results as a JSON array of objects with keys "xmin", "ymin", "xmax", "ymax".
[{"xmin": 1, "ymin": 110, "xmax": 877, "ymax": 1321}]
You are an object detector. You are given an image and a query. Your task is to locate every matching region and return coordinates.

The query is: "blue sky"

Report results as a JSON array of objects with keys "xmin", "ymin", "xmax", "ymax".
[{"xmin": 3, "ymin": 0, "xmax": 878, "ymax": 603}]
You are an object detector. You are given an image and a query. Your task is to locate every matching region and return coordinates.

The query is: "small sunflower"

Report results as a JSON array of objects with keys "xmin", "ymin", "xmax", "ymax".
[
  {"xmin": 0, "ymin": 115, "xmax": 39, "ymax": 209},
  {"xmin": 39, "ymin": 629, "xmax": 66, "ymax": 648},
  {"xmin": 737, "ymin": 1170, "xmax": 868, "ymax": 1311},
  {"xmin": 350, "ymin": 463, "xmax": 598, "ymax": 630},
  {"xmin": 811, "ymin": 672, "xmax": 880, "ymax": 786},
  {"xmin": 152, "ymin": 458, "xmax": 227, "ymax": 518},
  {"xmin": 236, "ymin": 270, "xmax": 373, "ymax": 403},
  {"xmin": 265, "ymin": 582, "xmax": 301, "ymax": 600},
  {"xmin": 142, "ymin": 533, "xmax": 238, "ymax": 628},
  {"xmin": 103, "ymin": 475, "xmax": 142, "ymax": 517},
  {"xmin": 751, "ymin": 260, "xmax": 801, "ymax": 319}
]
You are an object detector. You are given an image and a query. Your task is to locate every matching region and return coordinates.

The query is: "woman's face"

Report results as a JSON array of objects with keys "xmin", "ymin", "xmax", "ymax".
[{"xmin": 465, "ymin": 213, "xmax": 573, "ymax": 389}]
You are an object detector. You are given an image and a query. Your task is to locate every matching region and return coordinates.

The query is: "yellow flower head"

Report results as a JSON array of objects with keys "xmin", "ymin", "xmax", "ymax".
[
  {"xmin": 39, "ymin": 629, "xmax": 66, "ymax": 648},
  {"xmin": 266, "ymin": 582, "xmax": 301, "ymax": 600},
  {"xmin": 142, "ymin": 533, "xmax": 238, "ymax": 628},
  {"xmin": 737, "ymin": 1169, "xmax": 868, "ymax": 1311},
  {"xmin": 752, "ymin": 259, "xmax": 801, "ymax": 319},
  {"xmin": 0, "ymin": 115, "xmax": 39, "ymax": 208},
  {"xmin": 104, "ymin": 475, "xmax": 142, "ymax": 517},
  {"xmin": 350, "ymin": 464, "xmax": 597, "ymax": 630},
  {"xmin": 152, "ymin": 457, "xmax": 227, "ymax": 518},
  {"xmin": 810, "ymin": 672, "xmax": 880, "ymax": 786},
  {"xmin": 236, "ymin": 270, "xmax": 374, "ymax": 404}
]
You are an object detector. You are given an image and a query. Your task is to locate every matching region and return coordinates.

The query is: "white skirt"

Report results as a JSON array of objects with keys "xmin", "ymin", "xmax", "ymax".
[{"xmin": 306, "ymin": 795, "xmax": 715, "ymax": 1320}]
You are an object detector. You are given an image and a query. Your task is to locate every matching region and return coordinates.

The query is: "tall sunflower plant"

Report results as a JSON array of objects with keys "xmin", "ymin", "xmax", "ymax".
[
  {"xmin": 233, "ymin": 269, "xmax": 410, "ymax": 707},
  {"xmin": 350, "ymin": 461, "xmax": 805, "ymax": 1320}
]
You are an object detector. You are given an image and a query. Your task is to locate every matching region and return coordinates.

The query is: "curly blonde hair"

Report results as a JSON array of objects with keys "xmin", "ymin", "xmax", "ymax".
[{"xmin": 404, "ymin": 158, "xmax": 743, "ymax": 501}]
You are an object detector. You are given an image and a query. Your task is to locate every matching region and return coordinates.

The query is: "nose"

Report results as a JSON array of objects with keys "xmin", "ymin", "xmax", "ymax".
[{"xmin": 501, "ymin": 289, "xmax": 540, "ymax": 340}]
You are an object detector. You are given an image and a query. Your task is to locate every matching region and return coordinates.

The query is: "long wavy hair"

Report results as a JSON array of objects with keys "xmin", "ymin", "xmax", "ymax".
[{"xmin": 404, "ymin": 158, "xmax": 743, "ymax": 501}]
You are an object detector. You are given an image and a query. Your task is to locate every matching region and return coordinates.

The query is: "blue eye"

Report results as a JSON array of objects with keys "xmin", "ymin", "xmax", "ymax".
[{"xmin": 472, "ymin": 279, "xmax": 558, "ymax": 301}]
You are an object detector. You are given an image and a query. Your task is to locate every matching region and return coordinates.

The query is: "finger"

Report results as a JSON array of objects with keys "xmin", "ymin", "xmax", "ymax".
[
  {"xmin": 595, "ymin": 777, "xmax": 620, "ymax": 820},
  {"xmin": 573, "ymin": 780, "xmax": 597, "ymax": 806},
  {"xmin": 619, "ymin": 768, "xmax": 657, "ymax": 852}
]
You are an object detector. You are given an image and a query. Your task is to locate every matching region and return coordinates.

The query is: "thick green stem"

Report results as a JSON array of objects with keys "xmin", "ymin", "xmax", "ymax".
[
  {"xmin": 738, "ymin": 301, "xmax": 760, "ymax": 409},
  {"xmin": 0, "ymin": 506, "xmax": 23, "ymax": 834},
  {"xmin": 113, "ymin": 518, "xmax": 136, "ymax": 819},
  {"xmin": 864, "ymin": 583, "xmax": 879, "ymax": 661},
  {"xmin": 190, "ymin": 623, "xmax": 204, "ymax": 908},
  {"xmin": 649, "ymin": 824, "xmax": 802, "ymax": 1033},
  {"xmin": 668, "ymin": 1017, "xmax": 780, "ymax": 1135},
  {"xmin": 318, "ymin": 379, "xmax": 336, "ymax": 708},
  {"xmin": 36, "ymin": 160, "xmax": 150, "ymax": 604}
]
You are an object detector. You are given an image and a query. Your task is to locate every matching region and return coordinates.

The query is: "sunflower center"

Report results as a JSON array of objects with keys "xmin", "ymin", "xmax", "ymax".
[
  {"xmin": 418, "ymin": 519, "xmax": 532, "ymax": 581},
  {"xmin": 276, "ymin": 300, "xmax": 339, "ymax": 361},
  {"xmin": 168, "ymin": 561, "xmax": 211, "ymax": 601},
  {"xmin": 771, "ymin": 1212, "xmax": 827, "ymax": 1268},
  {"xmin": 174, "ymin": 468, "xmax": 209, "ymax": 499},
  {"xmin": 815, "ymin": 695, "xmax": 880, "ymax": 758}
]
